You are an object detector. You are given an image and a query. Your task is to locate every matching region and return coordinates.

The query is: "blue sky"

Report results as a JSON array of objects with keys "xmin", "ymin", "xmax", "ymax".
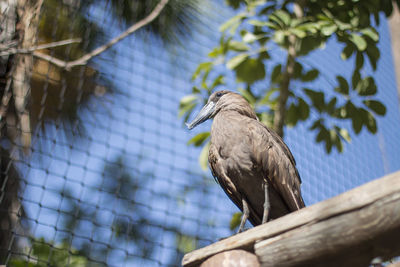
[{"xmin": 18, "ymin": 1, "xmax": 400, "ymax": 266}]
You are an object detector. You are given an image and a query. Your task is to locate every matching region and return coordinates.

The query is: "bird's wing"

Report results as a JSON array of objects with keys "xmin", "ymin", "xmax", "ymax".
[
  {"xmin": 209, "ymin": 144, "xmax": 242, "ymax": 209},
  {"xmin": 264, "ymin": 125, "xmax": 302, "ymax": 183},
  {"xmin": 209, "ymin": 143, "xmax": 262, "ymax": 225},
  {"xmin": 254, "ymin": 121, "xmax": 305, "ymax": 211}
]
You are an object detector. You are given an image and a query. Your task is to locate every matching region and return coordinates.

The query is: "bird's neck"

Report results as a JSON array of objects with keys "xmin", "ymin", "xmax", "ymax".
[{"xmin": 217, "ymin": 107, "xmax": 258, "ymax": 121}]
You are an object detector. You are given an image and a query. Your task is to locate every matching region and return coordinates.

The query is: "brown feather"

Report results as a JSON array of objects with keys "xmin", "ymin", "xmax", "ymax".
[{"xmin": 208, "ymin": 91, "xmax": 304, "ymax": 226}]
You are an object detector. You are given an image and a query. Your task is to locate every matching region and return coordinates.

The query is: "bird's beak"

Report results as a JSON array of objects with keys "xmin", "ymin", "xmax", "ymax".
[{"xmin": 186, "ymin": 101, "xmax": 215, "ymax": 130}]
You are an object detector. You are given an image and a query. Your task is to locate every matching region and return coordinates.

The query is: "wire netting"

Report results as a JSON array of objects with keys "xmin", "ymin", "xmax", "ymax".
[{"xmin": 1, "ymin": 1, "xmax": 400, "ymax": 266}]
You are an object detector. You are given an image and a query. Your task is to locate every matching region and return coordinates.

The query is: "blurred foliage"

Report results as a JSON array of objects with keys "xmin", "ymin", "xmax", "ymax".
[
  {"xmin": 229, "ymin": 212, "xmax": 242, "ymax": 231},
  {"xmin": 180, "ymin": 0, "xmax": 398, "ymax": 165},
  {"xmin": 31, "ymin": 0, "xmax": 204, "ymax": 141},
  {"xmin": 23, "ymin": 0, "xmax": 110, "ymax": 143},
  {"xmin": 7, "ymin": 153, "xmax": 202, "ymax": 266},
  {"xmin": 58, "ymin": 156, "xmax": 156, "ymax": 262},
  {"xmin": 105, "ymin": 0, "xmax": 204, "ymax": 44},
  {"xmin": 176, "ymin": 233, "xmax": 198, "ymax": 254},
  {"xmin": 9, "ymin": 238, "xmax": 89, "ymax": 267},
  {"xmin": 2, "ymin": 0, "xmax": 205, "ymax": 265}
]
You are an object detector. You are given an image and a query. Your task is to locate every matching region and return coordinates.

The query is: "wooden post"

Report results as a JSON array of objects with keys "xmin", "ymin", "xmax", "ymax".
[
  {"xmin": 200, "ymin": 250, "xmax": 259, "ymax": 267},
  {"xmin": 182, "ymin": 171, "xmax": 400, "ymax": 267}
]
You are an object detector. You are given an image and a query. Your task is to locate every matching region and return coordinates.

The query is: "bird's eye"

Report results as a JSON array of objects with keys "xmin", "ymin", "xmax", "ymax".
[{"xmin": 216, "ymin": 92, "xmax": 223, "ymax": 97}]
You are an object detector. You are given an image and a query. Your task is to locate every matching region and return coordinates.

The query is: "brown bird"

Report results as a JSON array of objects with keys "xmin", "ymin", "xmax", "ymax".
[{"xmin": 186, "ymin": 90, "xmax": 305, "ymax": 233}]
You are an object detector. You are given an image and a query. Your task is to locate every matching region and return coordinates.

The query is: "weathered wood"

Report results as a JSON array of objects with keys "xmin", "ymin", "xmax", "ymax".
[
  {"xmin": 255, "ymin": 188, "xmax": 400, "ymax": 266},
  {"xmin": 182, "ymin": 171, "xmax": 400, "ymax": 267},
  {"xmin": 388, "ymin": 262, "xmax": 400, "ymax": 267},
  {"xmin": 200, "ymin": 250, "xmax": 260, "ymax": 267}
]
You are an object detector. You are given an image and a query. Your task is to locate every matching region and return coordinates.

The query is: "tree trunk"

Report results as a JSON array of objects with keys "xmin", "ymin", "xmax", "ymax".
[
  {"xmin": 388, "ymin": 5, "xmax": 400, "ymax": 103},
  {"xmin": 12, "ymin": 0, "xmax": 43, "ymax": 150},
  {"xmin": 272, "ymin": 2, "xmax": 303, "ymax": 137},
  {"xmin": 0, "ymin": 0, "xmax": 43, "ymax": 263}
]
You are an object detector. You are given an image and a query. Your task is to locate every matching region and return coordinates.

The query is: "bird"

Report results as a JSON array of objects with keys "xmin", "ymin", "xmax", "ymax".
[{"xmin": 186, "ymin": 90, "xmax": 305, "ymax": 233}]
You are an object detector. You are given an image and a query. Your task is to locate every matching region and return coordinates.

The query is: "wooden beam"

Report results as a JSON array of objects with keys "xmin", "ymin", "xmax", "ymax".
[
  {"xmin": 255, "ymin": 185, "xmax": 400, "ymax": 266},
  {"xmin": 182, "ymin": 171, "xmax": 400, "ymax": 267}
]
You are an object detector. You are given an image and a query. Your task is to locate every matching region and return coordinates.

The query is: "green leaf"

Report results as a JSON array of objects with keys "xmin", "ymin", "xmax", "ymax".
[
  {"xmin": 208, "ymin": 47, "xmax": 222, "ymax": 58},
  {"xmin": 316, "ymin": 126, "xmax": 329, "ymax": 143},
  {"xmin": 304, "ymin": 88, "xmax": 325, "ymax": 112},
  {"xmin": 286, "ymin": 103, "xmax": 299, "ymax": 127},
  {"xmin": 235, "ymin": 58, "xmax": 266, "ymax": 84},
  {"xmin": 259, "ymin": 112, "xmax": 274, "ymax": 128},
  {"xmin": 349, "ymin": 33, "xmax": 367, "ymax": 51},
  {"xmin": 258, "ymin": 48, "xmax": 270, "ymax": 60},
  {"xmin": 363, "ymin": 100, "xmax": 386, "ymax": 116},
  {"xmin": 301, "ymin": 69, "xmax": 319, "ymax": 82},
  {"xmin": 355, "ymin": 52, "xmax": 364, "ymax": 70},
  {"xmin": 210, "ymin": 75, "xmax": 225, "ymax": 90},
  {"xmin": 273, "ymin": 30, "xmax": 285, "ymax": 44},
  {"xmin": 238, "ymin": 87, "xmax": 256, "ymax": 105},
  {"xmin": 335, "ymin": 138, "xmax": 344, "ymax": 152},
  {"xmin": 352, "ymin": 70, "xmax": 361, "ymax": 89},
  {"xmin": 309, "ymin": 118, "xmax": 322, "ymax": 130},
  {"xmin": 366, "ymin": 44, "xmax": 380, "ymax": 70},
  {"xmin": 230, "ymin": 212, "xmax": 242, "ymax": 230},
  {"xmin": 329, "ymin": 129, "xmax": 342, "ymax": 152},
  {"xmin": 180, "ymin": 94, "xmax": 198, "ymax": 107},
  {"xmin": 219, "ymin": 13, "xmax": 246, "ymax": 32},
  {"xmin": 326, "ymin": 97, "xmax": 337, "ymax": 115},
  {"xmin": 199, "ymin": 141, "xmax": 210, "ymax": 170},
  {"xmin": 335, "ymin": 75, "xmax": 349, "ymax": 95},
  {"xmin": 334, "ymin": 19, "xmax": 352, "ymax": 31},
  {"xmin": 357, "ymin": 77, "xmax": 377, "ymax": 96},
  {"xmin": 361, "ymin": 28, "xmax": 379, "ymax": 42},
  {"xmin": 227, "ymin": 53, "xmax": 249, "ymax": 70},
  {"xmin": 248, "ymin": 20, "xmax": 277, "ymax": 29},
  {"xmin": 298, "ymin": 98, "xmax": 310, "ymax": 120},
  {"xmin": 179, "ymin": 94, "xmax": 198, "ymax": 118},
  {"xmin": 242, "ymin": 31, "xmax": 257, "ymax": 43},
  {"xmin": 289, "ymin": 28, "xmax": 306, "ymax": 38},
  {"xmin": 344, "ymin": 101, "xmax": 357, "ymax": 119},
  {"xmin": 352, "ymin": 110, "xmax": 363, "ymax": 134},
  {"xmin": 341, "ymin": 44, "xmax": 354, "ymax": 60},
  {"xmin": 258, "ymin": 87, "xmax": 278, "ymax": 105},
  {"xmin": 271, "ymin": 64, "xmax": 282, "ymax": 83},
  {"xmin": 228, "ymin": 41, "xmax": 250, "ymax": 51},
  {"xmin": 176, "ymin": 234, "xmax": 197, "ymax": 254},
  {"xmin": 325, "ymin": 134, "xmax": 333, "ymax": 153},
  {"xmin": 321, "ymin": 24, "xmax": 337, "ymax": 36},
  {"xmin": 337, "ymin": 127, "xmax": 351, "ymax": 142},
  {"xmin": 225, "ymin": 0, "xmax": 243, "ymax": 9},
  {"xmin": 292, "ymin": 61, "xmax": 303, "ymax": 79},
  {"xmin": 192, "ymin": 62, "xmax": 212, "ymax": 80},
  {"xmin": 362, "ymin": 109, "xmax": 377, "ymax": 133},
  {"xmin": 187, "ymin": 132, "xmax": 210, "ymax": 147},
  {"xmin": 272, "ymin": 10, "xmax": 291, "ymax": 26},
  {"xmin": 297, "ymin": 36, "xmax": 325, "ymax": 56},
  {"xmin": 296, "ymin": 22, "xmax": 319, "ymax": 33}
]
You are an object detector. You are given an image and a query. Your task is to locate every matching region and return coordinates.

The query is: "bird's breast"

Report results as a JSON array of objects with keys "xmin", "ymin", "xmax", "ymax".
[{"xmin": 210, "ymin": 114, "xmax": 262, "ymax": 183}]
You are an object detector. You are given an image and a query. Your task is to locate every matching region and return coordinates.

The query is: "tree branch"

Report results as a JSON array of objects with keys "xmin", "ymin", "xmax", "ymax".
[
  {"xmin": 273, "ymin": 2, "xmax": 304, "ymax": 137},
  {"xmin": 0, "ymin": 38, "xmax": 82, "ymax": 56},
  {"xmin": 33, "ymin": 0, "xmax": 169, "ymax": 71},
  {"xmin": 274, "ymin": 41, "xmax": 296, "ymax": 137}
]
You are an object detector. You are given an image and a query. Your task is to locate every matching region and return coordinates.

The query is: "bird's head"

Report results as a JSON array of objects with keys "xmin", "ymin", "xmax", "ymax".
[{"xmin": 186, "ymin": 90, "xmax": 257, "ymax": 130}]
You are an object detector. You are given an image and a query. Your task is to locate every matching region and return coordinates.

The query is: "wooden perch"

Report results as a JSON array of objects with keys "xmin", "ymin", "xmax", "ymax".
[{"xmin": 182, "ymin": 171, "xmax": 400, "ymax": 267}]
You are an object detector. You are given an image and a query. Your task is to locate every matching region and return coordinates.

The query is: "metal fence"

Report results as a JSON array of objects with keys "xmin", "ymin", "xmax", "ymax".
[{"xmin": 1, "ymin": 1, "xmax": 400, "ymax": 266}]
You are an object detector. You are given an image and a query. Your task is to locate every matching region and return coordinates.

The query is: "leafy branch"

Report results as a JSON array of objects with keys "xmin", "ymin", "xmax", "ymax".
[{"xmin": 180, "ymin": 0, "xmax": 396, "ymax": 160}]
